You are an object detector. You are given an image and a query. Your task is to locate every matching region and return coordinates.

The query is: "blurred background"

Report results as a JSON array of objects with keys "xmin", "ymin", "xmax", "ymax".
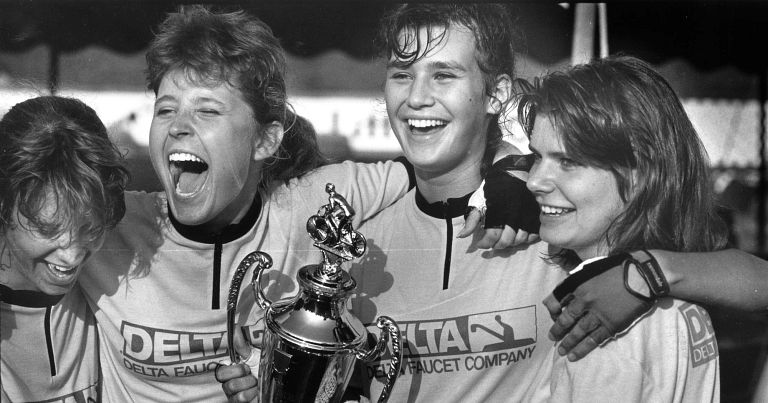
[{"xmin": 1, "ymin": 2, "xmax": 766, "ymax": 401}]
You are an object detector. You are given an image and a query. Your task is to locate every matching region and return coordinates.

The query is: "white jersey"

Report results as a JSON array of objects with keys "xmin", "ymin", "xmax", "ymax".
[
  {"xmin": 78, "ymin": 161, "xmax": 410, "ymax": 402},
  {"xmin": 351, "ymin": 189, "xmax": 568, "ymax": 402},
  {"xmin": 546, "ymin": 260, "xmax": 720, "ymax": 402},
  {"xmin": 1, "ymin": 286, "xmax": 100, "ymax": 402}
]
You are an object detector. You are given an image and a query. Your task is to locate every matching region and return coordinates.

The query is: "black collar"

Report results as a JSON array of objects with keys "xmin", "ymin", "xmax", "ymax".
[
  {"xmin": 415, "ymin": 188, "xmax": 473, "ymax": 219},
  {"xmin": 169, "ymin": 193, "xmax": 263, "ymax": 244},
  {"xmin": 0, "ymin": 284, "xmax": 64, "ymax": 307}
]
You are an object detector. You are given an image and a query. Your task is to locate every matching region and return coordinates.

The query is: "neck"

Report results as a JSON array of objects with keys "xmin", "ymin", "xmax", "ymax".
[
  {"xmin": 574, "ymin": 242, "xmax": 610, "ymax": 262},
  {"xmin": 415, "ymin": 160, "xmax": 483, "ymax": 203}
]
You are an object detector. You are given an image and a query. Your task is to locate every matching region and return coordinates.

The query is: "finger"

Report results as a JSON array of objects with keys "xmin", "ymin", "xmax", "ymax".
[
  {"xmin": 475, "ymin": 228, "xmax": 503, "ymax": 249},
  {"xmin": 491, "ymin": 226, "xmax": 518, "ymax": 249},
  {"xmin": 234, "ymin": 326, "xmax": 253, "ymax": 361},
  {"xmin": 458, "ymin": 208, "xmax": 483, "ymax": 238},
  {"xmin": 511, "ymin": 229, "xmax": 530, "ymax": 247},
  {"xmin": 566, "ymin": 325, "xmax": 613, "ymax": 362},
  {"xmin": 215, "ymin": 363, "xmax": 250, "ymax": 383},
  {"xmin": 224, "ymin": 377, "xmax": 259, "ymax": 402},
  {"xmin": 542, "ymin": 294, "xmax": 564, "ymax": 318},
  {"xmin": 548, "ymin": 300, "xmax": 585, "ymax": 341},
  {"xmin": 557, "ymin": 313, "xmax": 601, "ymax": 356},
  {"xmin": 526, "ymin": 233, "xmax": 540, "ymax": 243},
  {"xmin": 222, "ymin": 376, "xmax": 259, "ymax": 402}
]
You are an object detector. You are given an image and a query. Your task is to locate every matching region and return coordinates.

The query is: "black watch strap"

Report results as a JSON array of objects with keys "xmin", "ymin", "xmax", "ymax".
[{"xmin": 624, "ymin": 250, "xmax": 670, "ymax": 301}]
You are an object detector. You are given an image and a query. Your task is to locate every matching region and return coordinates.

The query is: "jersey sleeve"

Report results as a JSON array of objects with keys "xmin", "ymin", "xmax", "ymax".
[
  {"xmin": 548, "ymin": 299, "xmax": 720, "ymax": 403},
  {"xmin": 548, "ymin": 348, "xmax": 646, "ymax": 403},
  {"xmin": 295, "ymin": 159, "xmax": 413, "ymax": 226}
]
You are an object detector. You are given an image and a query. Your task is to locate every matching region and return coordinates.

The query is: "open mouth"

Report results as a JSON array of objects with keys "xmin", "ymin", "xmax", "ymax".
[
  {"xmin": 169, "ymin": 152, "xmax": 209, "ymax": 196},
  {"xmin": 541, "ymin": 205, "xmax": 575, "ymax": 216},
  {"xmin": 47, "ymin": 262, "xmax": 77, "ymax": 279},
  {"xmin": 408, "ymin": 119, "xmax": 447, "ymax": 134}
]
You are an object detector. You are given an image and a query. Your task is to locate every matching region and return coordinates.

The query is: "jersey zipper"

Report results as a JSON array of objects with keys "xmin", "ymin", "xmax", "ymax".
[
  {"xmin": 212, "ymin": 237, "xmax": 223, "ymax": 310},
  {"xmin": 44, "ymin": 306, "xmax": 56, "ymax": 376},
  {"xmin": 442, "ymin": 202, "xmax": 453, "ymax": 290}
]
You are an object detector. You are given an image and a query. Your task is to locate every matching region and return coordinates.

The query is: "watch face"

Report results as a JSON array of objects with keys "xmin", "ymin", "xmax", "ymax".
[{"xmin": 627, "ymin": 251, "xmax": 668, "ymax": 300}]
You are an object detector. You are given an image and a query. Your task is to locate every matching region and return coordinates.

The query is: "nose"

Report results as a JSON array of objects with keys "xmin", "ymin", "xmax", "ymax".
[
  {"xmin": 55, "ymin": 233, "xmax": 97, "ymax": 267},
  {"xmin": 56, "ymin": 243, "xmax": 88, "ymax": 267},
  {"xmin": 526, "ymin": 160, "xmax": 554, "ymax": 195},
  {"xmin": 169, "ymin": 111, "xmax": 193, "ymax": 138},
  {"xmin": 406, "ymin": 76, "xmax": 435, "ymax": 109}
]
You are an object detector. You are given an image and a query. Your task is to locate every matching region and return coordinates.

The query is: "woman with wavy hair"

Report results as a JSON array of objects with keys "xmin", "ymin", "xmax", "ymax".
[{"xmin": 521, "ymin": 55, "xmax": 725, "ymax": 401}]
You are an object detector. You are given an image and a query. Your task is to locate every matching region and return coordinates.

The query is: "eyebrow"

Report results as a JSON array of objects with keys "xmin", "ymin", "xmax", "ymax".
[
  {"xmin": 194, "ymin": 97, "xmax": 227, "ymax": 107},
  {"xmin": 386, "ymin": 60, "xmax": 468, "ymax": 72},
  {"xmin": 154, "ymin": 95, "xmax": 227, "ymax": 107},
  {"xmin": 154, "ymin": 94, "xmax": 175, "ymax": 104},
  {"xmin": 529, "ymin": 144, "xmax": 569, "ymax": 159},
  {"xmin": 428, "ymin": 60, "xmax": 466, "ymax": 71}
]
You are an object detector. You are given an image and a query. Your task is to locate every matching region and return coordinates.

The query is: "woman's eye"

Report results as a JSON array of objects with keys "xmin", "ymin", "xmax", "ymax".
[
  {"xmin": 389, "ymin": 72, "xmax": 410, "ymax": 80},
  {"xmin": 435, "ymin": 72, "xmax": 455, "ymax": 80},
  {"xmin": 155, "ymin": 107, "xmax": 174, "ymax": 116},
  {"xmin": 198, "ymin": 109, "xmax": 221, "ymax": 116},
  {"xmin": 559, "ymin": 157, "xmax": 581, "ymax": 169}
]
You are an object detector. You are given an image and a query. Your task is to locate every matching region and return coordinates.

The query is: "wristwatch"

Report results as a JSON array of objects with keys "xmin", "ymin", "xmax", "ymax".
[{"xmin": 623, "ymin": 249, "xmax": 670, "ymax": 302}]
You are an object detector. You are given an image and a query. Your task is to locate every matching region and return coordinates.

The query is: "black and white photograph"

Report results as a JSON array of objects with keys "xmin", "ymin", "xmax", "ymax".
[{"xmin": 1, "ymin": 2, "xmax": 767, "ymax": 402}]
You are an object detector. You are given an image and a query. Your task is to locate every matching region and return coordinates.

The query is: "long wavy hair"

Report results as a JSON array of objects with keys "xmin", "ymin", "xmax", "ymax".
[{"xmin": 518, "ymin": 56, "xmax": 727, "ymax": 263}]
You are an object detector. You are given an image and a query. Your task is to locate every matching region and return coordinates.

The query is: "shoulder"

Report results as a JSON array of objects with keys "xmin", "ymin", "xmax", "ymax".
[{"xmin": 107, "ymin": 190, "xmax": 169, "ymax": 242}]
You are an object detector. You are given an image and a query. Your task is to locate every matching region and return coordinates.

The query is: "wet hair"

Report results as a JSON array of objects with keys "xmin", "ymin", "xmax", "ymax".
[
  {"xmin": 518, "ymin": 55, "xmax": 727, "ymax": 263},
  {"xmin": 0, "ymin": 95, "xmax": 129, "ymax": 242},
  {"xmin": 145, "ymin": 5, "xmax": 327, "ymax": 187},
  {"xmin": 376, "ymin": 3, "xmax": 521, "ymax": 174}
]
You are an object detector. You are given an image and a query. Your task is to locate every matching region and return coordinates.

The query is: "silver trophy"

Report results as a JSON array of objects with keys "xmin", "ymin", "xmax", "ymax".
[{"xmin": 227, "ymin": 183, "xmax": 402, "ymax": 403}]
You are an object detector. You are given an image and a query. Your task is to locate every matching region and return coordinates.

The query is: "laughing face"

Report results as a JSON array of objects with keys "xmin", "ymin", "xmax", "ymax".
[
  {"xmin": 149, "ymin": 69, "xmax": 276, "ymax": 231},
  {"xmin": 527, "ymin": 115, "xmax": 626, "ymax": 259},
  {"xmin": 385, "ymin": 24, "xmax": 496, "ymax": 181},
  {"xmin": 2, "ymin": 193, "xmax": 104, "ymax": 295}
]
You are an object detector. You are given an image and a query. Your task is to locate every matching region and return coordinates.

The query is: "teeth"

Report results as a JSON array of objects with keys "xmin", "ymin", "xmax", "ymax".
[
  {"xmin": 47, "ymin": 263, "xmax": 76, "ymax": 273},
  {"xmin": 408, "ymin": 119, "xmax": 446, "ymax": 128},
  {"xmin": 541, "ymin": 205, "xmax": 573, "ymax": 215},
  {"xmin": 169, "ymin": 152, "xmax": 204, "ymax": 163}
]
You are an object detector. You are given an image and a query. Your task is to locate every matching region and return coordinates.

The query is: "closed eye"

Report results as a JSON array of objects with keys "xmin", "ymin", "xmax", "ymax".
[
  {"xmin": 154, "ymin": 107, "xmax": 175, "ymax": 117},
  {"xmin": 434, "ymin": 72, "xmax": 457, "ymax": 80}
]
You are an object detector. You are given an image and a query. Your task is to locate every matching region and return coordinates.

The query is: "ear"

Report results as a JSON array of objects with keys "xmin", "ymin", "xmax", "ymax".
[
  {"xmin": 252, "ymin": 121, "xmax": 284, "ymax": 161},
  {"xmin": 486, "ymin": 74, "xmax": 513, "ymax": 115}
]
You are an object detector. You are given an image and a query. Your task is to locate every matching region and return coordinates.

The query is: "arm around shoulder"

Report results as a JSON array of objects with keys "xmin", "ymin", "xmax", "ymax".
[{"xmin": 650, "ymin": 248, "xmax": 768, "ymax": 312}]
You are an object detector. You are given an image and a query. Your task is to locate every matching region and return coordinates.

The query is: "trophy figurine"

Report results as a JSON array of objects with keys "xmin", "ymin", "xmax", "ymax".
[{"xmin": 227, "ymin": 183, "xmax": 402, "ymax": 403}]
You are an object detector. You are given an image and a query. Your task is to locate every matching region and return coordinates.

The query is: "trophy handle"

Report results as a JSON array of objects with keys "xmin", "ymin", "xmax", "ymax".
[
  {"xmin": 250, "ymin": 252, "xmax": 275, "ymax": 310},
  {"xmin": 355, "ymin": 316, "xmax": 403, "ymax": 403},
  {"xmin": 227, "ymin": 251, "xmax": 273, "ymax": 364}
]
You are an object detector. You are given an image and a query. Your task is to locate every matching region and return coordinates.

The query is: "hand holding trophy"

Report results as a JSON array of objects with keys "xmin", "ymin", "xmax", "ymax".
[{"xmin": 226, "ymin": 183, "xmax": 402, "ymax": 402}]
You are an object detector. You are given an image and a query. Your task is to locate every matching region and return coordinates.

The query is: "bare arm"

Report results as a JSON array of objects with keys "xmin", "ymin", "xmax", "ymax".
[{"xmin": 651, "ymin": 248, "xmax": 768, "ymax": 312}]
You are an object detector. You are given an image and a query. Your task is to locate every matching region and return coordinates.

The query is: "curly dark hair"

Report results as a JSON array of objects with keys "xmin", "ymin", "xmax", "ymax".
[{"xmin": 0, "ymin": 95, "xmax": 129, "ymax": 242}]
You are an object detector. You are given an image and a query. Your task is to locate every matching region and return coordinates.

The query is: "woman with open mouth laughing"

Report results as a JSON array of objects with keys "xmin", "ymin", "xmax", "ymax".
[
  {"xmin": 0, "ymin": 96, "xmax": 128, "ymax": 402},
  {"xmin": 75, "ymin": 6, "xmax": 536, "ymax": 402}
]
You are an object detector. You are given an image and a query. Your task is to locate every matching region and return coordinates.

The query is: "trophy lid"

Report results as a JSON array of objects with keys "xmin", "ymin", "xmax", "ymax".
[{"xmin": 263, "ymin": 183, "xmax": 370, "ymax": 352}]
